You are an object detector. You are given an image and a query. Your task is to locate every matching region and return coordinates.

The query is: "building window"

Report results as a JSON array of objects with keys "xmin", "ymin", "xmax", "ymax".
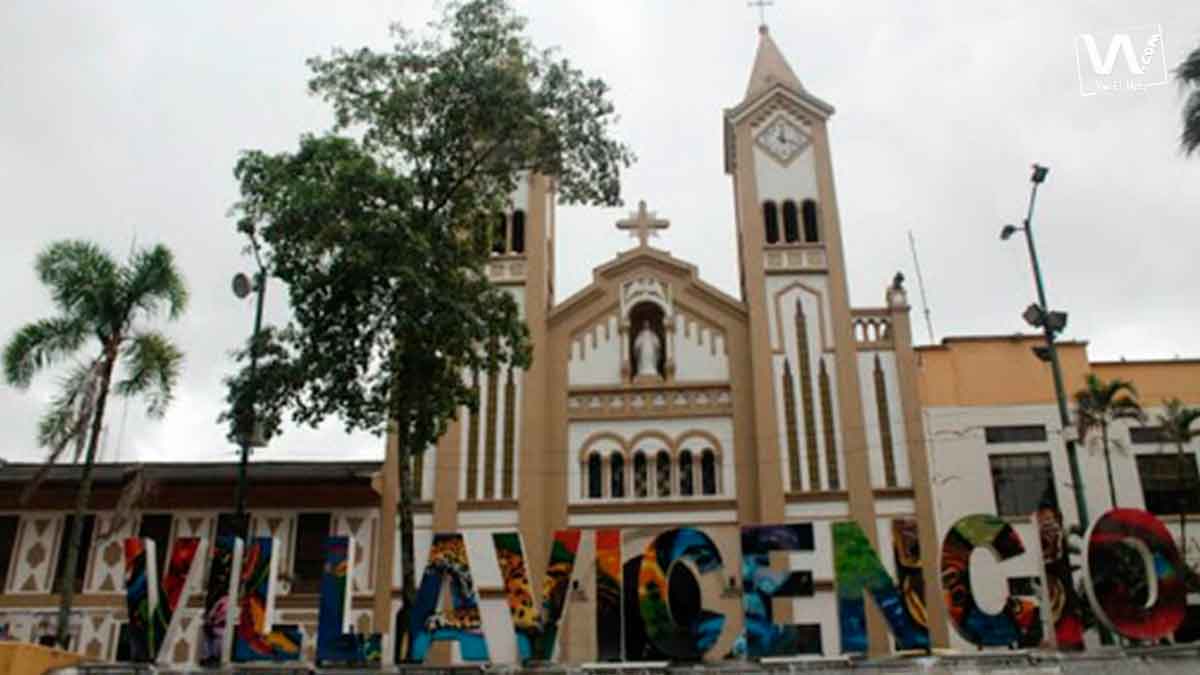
[
  {"xmin": 587, "ymin": 454, "xmax": 603, "ymax": 499},
  {"xmin": 292, "ymin": 513, "xmax": 332, "ymax": 593},
  {"xmin": 656, "ymin": 451, "xmax": 672, "ymax": 497},
  {"xmin": 985, "ymin": 425, "xmax": 1048, "ymax": 444},
  {"xmin": 492, "ymin": 213, "xmax": 508, "ymax": 254},
  {"xmin": 801, "ymin": 199, "xmax": 820, "ymax": 242},
  {"xmin": 216, "ymin": 512, "xmax": 242, "ymax": 539},
  {"xmin": 114, "ymin": 622, "xmax": 131, "ymax": 662},
  {"xmin": 1136, "ymin": 454, "xmax": 1200, "ymax": 515},
  {"xmin": 0, "ymin": 515, "xmax": 17, "ymax": 590},
  {"xmin": 762, "ymin": 201, "xmax": 780, "ymax": 244},
  {"xmin": 1130, "ymin": 426, "xmax": 1169, "ymax": 445},
  {"xmin": 701, "ymin": 450, "xmax": 718, "ymax": 496},
  {"xmin": 137, "ymin": 514, "xmax": 172, "ymax": 578},
  {"xmin": 511, "ymin": 210, "xmax": 526, "ymax": 254},
  {"xmin": 52, "ymin": 514, "xmax": 95, "ymax": 594},
  {"xmin": 679, "ymin": 450, "xmax": 694, "ymax": 496},
  {"xmin": 782, "ymin": 200, "xmax": 800, "ymax": 243},
  {"xmin": 610, "ymin": 453, "xmax": 625, "ymax": 498},
  {"xmin": 633, "ymin": 452, "xmax": 648, "ymax": 498},
  {"xmin": 990, "ymin": 453, "xmax": 1057, "ymax": 517}
]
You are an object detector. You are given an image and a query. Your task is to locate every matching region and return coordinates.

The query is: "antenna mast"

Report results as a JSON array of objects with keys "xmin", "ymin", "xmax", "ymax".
[{"xmin": 908, "ymin": 230, "xmax": 936, "ymax": 345}]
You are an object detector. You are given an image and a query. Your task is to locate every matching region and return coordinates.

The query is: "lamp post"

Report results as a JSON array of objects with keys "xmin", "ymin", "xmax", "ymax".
[
  {"xmin": 1000, "ymin": 164, "xmax": 1090, "ymax": 531},
  {"xmin": 231, "ymin": 232, "xmax": 268, "ymax": 538}
]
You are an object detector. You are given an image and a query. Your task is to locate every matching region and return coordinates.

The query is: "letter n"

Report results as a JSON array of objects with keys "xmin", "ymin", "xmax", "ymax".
[{"xmin": 832, "ymin": 520, "xmax": 928, "ymax": 653}]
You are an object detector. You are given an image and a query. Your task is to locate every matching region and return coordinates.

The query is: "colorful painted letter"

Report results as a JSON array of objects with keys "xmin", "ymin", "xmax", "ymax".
[
  {"xmin": 1083, "ymin": 508, "xmax": 1187, "ymax": 641},
  {"xmin": 316, "ymin": 536, "xmax": 382, "ymax": 665},
  {"xmin": 409, "ymin": 533, "xmax": 489, "ymax": 662},
  {"xmin": 595, "ymin": 529, "xmax": 623, "ymax": 662},
  {"xmin": 1034, "ymin": 507, "xmax": 1085, "ymax": 650},
  {"xmin": 122, "ymin": 537, "xmax": 207, "ymax": 663},
  {"xmin": 739, "ymin": 524, "xmax": 819, "ymax": 657},
  {"xmin": 940, "ymin": 514, "xmax": 1041, "ymax": 648},
  {"xmin": 492, "ymin": 530, "xmax": 581, "ymax": 662},
  {"xmin": 232, "ymin": 537, "xmax": 303, "ymax": 662},
  {"xmin": 832, "ymin": 521, "xmax": 928, "ymax": 653},
  {"xmin": 199, "ymin": 535, "xmax": 243, "ymax": 666},
  {"xmin": 637, "ymin": 528, "xmax": 725, "ymax": 660}
]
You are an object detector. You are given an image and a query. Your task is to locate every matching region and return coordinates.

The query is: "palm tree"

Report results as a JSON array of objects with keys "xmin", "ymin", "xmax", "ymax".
[
  {"xmin": 1074, "ymin": 374, "xmax": 1145, "ymax": 511},
  {"xmin": 1157, "ymin": 398, "xmax": 1200, "ymax": 552},
  {"xmin": 2, "ymin": 240, "xmax": 187, "ymax": 649},
  {"xmin": 1176, "ymin": 42, "xmax": 1200, "ymax": 154}
]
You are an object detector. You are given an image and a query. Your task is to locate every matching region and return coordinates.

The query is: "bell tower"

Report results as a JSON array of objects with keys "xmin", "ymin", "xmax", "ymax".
[{"xmin": 724, "ymin": 25, "xmax": 889, "ymax": 653}]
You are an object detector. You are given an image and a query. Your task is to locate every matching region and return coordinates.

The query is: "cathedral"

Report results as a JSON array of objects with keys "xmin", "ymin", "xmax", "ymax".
[{"xmin": 3, "ymin": 21, "xmax": 1197, "ymax": 669}]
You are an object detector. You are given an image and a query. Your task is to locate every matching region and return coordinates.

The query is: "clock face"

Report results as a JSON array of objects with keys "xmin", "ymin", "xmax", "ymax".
[{"xmin": 756, "ymin": 117, "xmax": 809, "ymax": 164}]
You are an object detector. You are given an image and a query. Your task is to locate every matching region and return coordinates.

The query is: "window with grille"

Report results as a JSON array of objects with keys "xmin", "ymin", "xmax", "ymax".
[
  {"xmin": 985, "ymin": 425, "xmax": 1048, "ymax": 444},
  {"xmin": 1130, "ymin": 426, "xmax": 1169, "ymax": 445},
  {"xmin": 0, "ymin": 515, "xmax": 17, "ymax": 591},
  {"xmin": 633, "ymin": 452, "xmax": 648, "ymax": 498},
  {"xmin": 587, "ymin": 454, "xmax": 603, "ymax": 499},
  {"xmin": 989, "ymin": 453, "xmax": 1057, "ymax": 517},
  {"xmin": 292, "ymin": 513, "xmax": 332, "ymax": 593},
  {"xmin": 52, "ymin": 514, "xmax": 95, "ymax": 593},
  {"xmin": 656, "ymin": 452, "xmax": 672, "ymax": 497},
  {"xmin": 701, "ymin": 450, "xmax": 718, "ymax": 496},
  {"xmin": 679, "ymin": 451, "xmax": 694, "ymax": 496},
  {"xmin": 1136, "ymin": 454, "xmax": 1200, "ymax": 515},
  {"xmin": 610, "ymin": 453, "xmax": 625, "ymax": 498}
]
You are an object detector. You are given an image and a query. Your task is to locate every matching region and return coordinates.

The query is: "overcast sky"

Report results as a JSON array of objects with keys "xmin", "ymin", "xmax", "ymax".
[{"xmin": 2, "ymin": 2, "xmax": 1198, "ymax": 465}]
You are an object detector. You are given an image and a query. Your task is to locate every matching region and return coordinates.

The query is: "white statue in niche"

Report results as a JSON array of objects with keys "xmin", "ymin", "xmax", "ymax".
[{"xmin": 633, "ymin": 320, "xmax": 662, "ymax": 379}]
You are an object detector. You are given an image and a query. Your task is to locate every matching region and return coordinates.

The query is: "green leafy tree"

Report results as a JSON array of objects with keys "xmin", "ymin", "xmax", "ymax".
[
  {"xmin": 1074, "ymin": 374, "xmax": 1144, "ymax": 511},
  {"xmin": 1177, "ymin": 42, "xmax": 1200, "ymax": 154},
  {"xmin": 1156, "ymin": 398, "xmax": 1200, "ymax": 560},
  {"xmin": 2, "ymin": 240, "xmax": 187, "ymax": 648},
  {"xmin": 223, "ymin": 0, "xmax": 632, "ymax": 659}
]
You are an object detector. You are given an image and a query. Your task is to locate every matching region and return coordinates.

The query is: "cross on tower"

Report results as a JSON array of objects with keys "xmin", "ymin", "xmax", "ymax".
[
  {"xmin": 748, "ymin": 0, "xmax": 773, "ymax": 27},
  {"xmin": 616, "ymin": 200, "xmax": 669, "ymax": 248}
]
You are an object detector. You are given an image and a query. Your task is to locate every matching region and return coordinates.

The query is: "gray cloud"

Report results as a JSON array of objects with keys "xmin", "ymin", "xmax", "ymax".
[{"xmin": 1, "ymin": 1, "xmax": 1197, "ymax": 465}]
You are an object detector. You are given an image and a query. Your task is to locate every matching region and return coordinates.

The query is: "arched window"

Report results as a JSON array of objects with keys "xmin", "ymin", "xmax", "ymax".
[
  {"xmin": 679, "ymin": 450, "xmax": 694, "ymax": 496},
  {"xmin": 493, "ymin": 213, "xmax": 508, "ymax": 254},
  {"xmin": 762, "ymin": 201, "xmax": 780, "ymax": 244},
  {"xmin": 633, "ymin": 452, "xmax": 648, "ymax": 498},
  {"xmin": 782, "ymin": 200, "xmax": 800, "ymax": 243},
  {"xmin": 511, "ymin": 210, "xmax": 526, "ymax": 254},
  {"xmin": 656, "ymin": 451, "xmax": 672, "ymax": 497},
  {"xmin": 610, "ymin": 452, "xmax": 625, "ymax": 498},
  {"xmin": 802, "ymin": 200, "xmax": 820, "ymax": 242},
  {"xmin": 587, "ymin": 454, "xmax": 603, "ymax": 499},
  {"xmin": 701, "ymin": 450, "xmax": 717, "ymax": 496}
]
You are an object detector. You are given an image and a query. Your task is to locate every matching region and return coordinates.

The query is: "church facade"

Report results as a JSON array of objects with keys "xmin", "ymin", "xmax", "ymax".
[{"xmin": 370, "ymin": 24, "xmax": 946, "ymax": 662}]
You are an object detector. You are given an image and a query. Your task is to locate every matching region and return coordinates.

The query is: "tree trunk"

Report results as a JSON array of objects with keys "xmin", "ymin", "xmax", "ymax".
[
  {"xmin": 55, "ymin": 348, "xmax": 116, "ymax": 649},
  {"xmin": 1102, "ymin": 423, "xmax": 1117, "ymax": 510},
  {"xmin": 395, "ymin": 411, "xmax": 416, "ymax": 663}
]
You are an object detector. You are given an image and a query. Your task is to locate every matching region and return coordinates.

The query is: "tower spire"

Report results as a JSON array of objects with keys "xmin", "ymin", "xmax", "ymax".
[{"xmin": 743, "ymin": 18, "xmax": 804, "ymax": 101}]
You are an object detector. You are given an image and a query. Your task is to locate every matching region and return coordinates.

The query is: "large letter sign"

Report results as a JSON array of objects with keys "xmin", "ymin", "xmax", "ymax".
[
  {"xmin": 1083, "ymin": 508, "xmax": 1187, "ymax": 641},
  {"xmin": 123, "ymin": 537, "xmax": 207, "ymax": 663},
  {"xmin": 199, "ymin": 536, "xmax": 243, "ymax": 666},
  {"xmin": 232, "ymin": 537, "xmax": 303, "ymax": 662},
  {"xmin": 832, "ymin": 521, "xmax": 928, "ymax": 653},
  {"xmin": 637, "ymin": 528, "xmax": 726, "ymax": 660},
  {"xmin": 317, "ymin": 536, "xmax": 382, "ymax": 665},
  {"xmin": 409, "ymin": 533, "xmax": 489, "ymax": 662},
  {"xmin": 594, "ymin": 529, "xmax": 623, "ymax": 661},
  {"xmin": 940, "ymin": 515, "xmax": 1040, "ymax": 648},
  {"xmin": 739, "ymin": 524, "xmax": 818, "ymax": 657},
  {"xmin": 492, "ymin": 530, "xmax": 581, "ymax": 663}
]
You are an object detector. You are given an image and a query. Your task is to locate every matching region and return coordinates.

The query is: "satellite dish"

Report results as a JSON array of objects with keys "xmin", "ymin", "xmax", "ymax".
[{"xmin": 232, "ymin": 273, "xmax": 253, "ymax": 299}]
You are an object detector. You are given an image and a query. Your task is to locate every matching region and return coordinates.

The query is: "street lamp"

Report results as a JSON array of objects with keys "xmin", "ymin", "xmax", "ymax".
[
  {"xmin": 231, "ymin": 228, "xmax": 268, "ymax": 538},
  {"xmin": 999, "ymin": 164, "xmax": 1091, "ymax": 531}
]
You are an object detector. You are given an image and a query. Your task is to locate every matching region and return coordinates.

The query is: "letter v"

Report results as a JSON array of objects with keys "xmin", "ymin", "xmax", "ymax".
[{"xmin": 492, "ymin": 530, "xmax": 582, "ymax": 662}]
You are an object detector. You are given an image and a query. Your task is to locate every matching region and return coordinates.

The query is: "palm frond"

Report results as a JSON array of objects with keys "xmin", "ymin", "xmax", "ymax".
[
  {"xmin": 1177, "ymin": 44, "xmax": 1200, "ymax": 155},
  {"xmin": 3, "ymin": 317, "xmax": 89, "ymax": 388},
  {"xmin": 121, "ymin": 244, "xmax": 189, "ymax": 321},
  {"xmin": 115, "ymin": 331, "xmax": 183, "ymax": 418},
  {"xmin": 22, "ymin": 359, "xmax": 102, "ymax": 504},
  {"xmin": 34, "ymin": 240, "xmax": 120, "ymax": 323},
  {"xmin": 1158, "ymin": 398, "xmax": 1200, "ymax": 445}
]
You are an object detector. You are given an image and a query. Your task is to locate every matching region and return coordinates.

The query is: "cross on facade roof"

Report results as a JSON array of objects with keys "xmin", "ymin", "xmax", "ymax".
[
  {"xmin": 748, "ymin": 0, "xmax": 773, "ymax": 27},
  {"xmin": 617, "ymin": 200, "xmax": 669, "ymax": 248}
]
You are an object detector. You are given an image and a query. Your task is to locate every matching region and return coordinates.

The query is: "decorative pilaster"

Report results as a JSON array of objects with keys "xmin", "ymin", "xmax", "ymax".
[
  {"xmin": 782, "ymin": 359, "xmax": 802, "ymax": 491},
  {"xmin": 873, "ymin": 354, "xmax": 897, "ymax": 488},
  {"xmin": 483, "ymin": 368, "xmax": 499, "ymax": 499},
  {"xmin": 502, "ymin": 367, "xmax": 517, "ymax": 499},
  {"xmin": 465, "ymin": 370, "xmax": 480, "ymax": 500},
  {"xmin": 819, "ymin": 358, "xmax": 840, "ymax": 490}
]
